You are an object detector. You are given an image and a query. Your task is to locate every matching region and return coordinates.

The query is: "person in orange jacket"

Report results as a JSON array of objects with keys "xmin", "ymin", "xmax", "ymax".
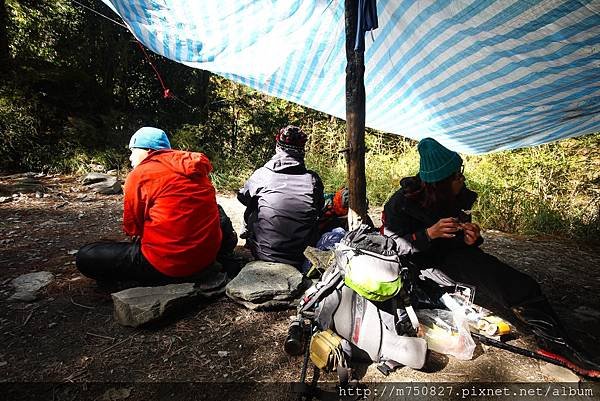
[{"xmin": 76, "ymin": 127, "xmax": 223, "ymax": 283}]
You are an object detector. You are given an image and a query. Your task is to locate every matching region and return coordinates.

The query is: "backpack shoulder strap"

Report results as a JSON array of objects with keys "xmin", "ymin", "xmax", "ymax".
[{"xmin": 299, "ymin": 268, "xmax": 343, "ymax": 313}]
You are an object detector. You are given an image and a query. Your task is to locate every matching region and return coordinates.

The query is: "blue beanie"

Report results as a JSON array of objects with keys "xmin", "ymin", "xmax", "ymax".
[
  {"xmin": 418, "ymin": 137, "xmax": 463, "ymax": 183},
  {"xmin": 128, "ymin": 127, "xmax": 171, "ymax": 150}
]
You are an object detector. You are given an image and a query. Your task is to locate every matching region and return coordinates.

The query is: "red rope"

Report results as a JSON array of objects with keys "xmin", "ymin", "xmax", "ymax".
[
  {"xmin": 136, "ymin": 41, "xmax": 172, "ymax": 99},
  {"xmin": 70, "ymin": 0, "xmax": 191, "ymax": 107}
]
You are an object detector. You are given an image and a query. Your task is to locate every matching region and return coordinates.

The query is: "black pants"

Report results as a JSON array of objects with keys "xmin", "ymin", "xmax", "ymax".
[
  {"xmin": 77, "ymin": 205, "xmax": 238, "ymax": 284},
  {"xmin": 217, "ymin": 204, "xmax": 238, "ymax": 255},
  {"xmin": 411, "ymin": 246, "xmax": 600, "ymax": 372},
  {"xmin": 76, "ymin": 240, "xmax": 174, "ymax": 284},
  {"xmin": 412, "ymin": 246, "xmax": 543, "ymax": 309}
]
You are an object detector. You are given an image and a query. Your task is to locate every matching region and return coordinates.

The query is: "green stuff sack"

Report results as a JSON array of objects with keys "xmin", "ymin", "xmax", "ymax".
[
  {"xmin": 334, "ymin": 225, "xmax": 403, "ymax": 302},
  {"xmin": 342, "ymin": 248, "xmax": 402, "ymax": 301}
]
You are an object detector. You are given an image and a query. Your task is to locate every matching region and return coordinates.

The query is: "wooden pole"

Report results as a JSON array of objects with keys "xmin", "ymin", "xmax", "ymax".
[{"xmin": 345, "ymin": 0, "xmax": 372, "ymax": 229}]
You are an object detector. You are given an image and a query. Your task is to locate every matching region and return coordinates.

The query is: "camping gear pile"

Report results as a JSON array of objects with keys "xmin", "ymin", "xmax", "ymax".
[
  {"xmin": 285, "ymin": 224, "xmax": 530, "ymax": 394},
  {"xmin": 286, "ymin": 225, "xmax": 428, "ymax": 387}
]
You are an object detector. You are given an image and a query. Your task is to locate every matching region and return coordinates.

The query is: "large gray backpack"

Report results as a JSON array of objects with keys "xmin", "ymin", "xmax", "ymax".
[{"xmin": 299, "ymin": 225, "xmax": 427, "ymax": 370}]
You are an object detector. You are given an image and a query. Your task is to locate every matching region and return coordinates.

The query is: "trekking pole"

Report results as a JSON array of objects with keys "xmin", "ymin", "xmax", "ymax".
[
  {"xmin": 299, "ymin": 329, "xmax": 311, "ymax": 384},
  {"xmin": 471, "ymin": 333, "xmax": 568, "ymax": 368},
  {"xmin": 296, "ymin": 319, "xmax": 313, "ymax": 401}
]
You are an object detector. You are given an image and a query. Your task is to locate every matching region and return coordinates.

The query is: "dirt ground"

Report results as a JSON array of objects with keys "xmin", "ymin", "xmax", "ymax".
[{"xmin": 1, "ymin": 173, "xmax": 599, "ymax": 399}]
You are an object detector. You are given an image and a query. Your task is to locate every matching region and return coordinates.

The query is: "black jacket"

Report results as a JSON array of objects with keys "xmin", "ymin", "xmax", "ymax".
[
  {"xmin": 382, "ymin": 175, "xmax": 482, "ymax": 254},
  {"xmin": 238, "ymin": 148, "xmax": 324, "ymax": 267}
]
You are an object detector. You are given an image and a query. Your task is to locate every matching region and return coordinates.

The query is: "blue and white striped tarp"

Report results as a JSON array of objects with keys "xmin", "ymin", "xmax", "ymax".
[{"xmin": 101, "ymin": 0, "xmax": 600, "ymax": 154}]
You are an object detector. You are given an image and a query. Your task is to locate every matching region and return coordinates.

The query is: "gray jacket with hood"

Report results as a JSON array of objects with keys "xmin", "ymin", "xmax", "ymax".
[{"xmin": 238, "ymin": 148, "xmax": 324, "ymax": 268}]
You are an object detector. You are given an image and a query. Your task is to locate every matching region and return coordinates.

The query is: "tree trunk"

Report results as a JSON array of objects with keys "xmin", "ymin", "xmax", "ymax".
[
  {"xmin": 345, "ymin": 0, "xmax": 372, "ymax": 229},
  {"xmin": 0, "ymin": 0, "xmax": 10, "ymax": 73}
]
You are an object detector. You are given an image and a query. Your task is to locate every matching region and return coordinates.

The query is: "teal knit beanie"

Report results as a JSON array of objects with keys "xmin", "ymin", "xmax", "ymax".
[
  {"xmin": 417, "ymin": 137, "xmax": 463, "ymax": 183},
  {"xmin": 129, "ymin": 127, "xmax": 171, "ymax": 150}
]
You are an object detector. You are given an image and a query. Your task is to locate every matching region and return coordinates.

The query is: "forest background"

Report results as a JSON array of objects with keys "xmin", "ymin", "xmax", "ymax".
[{"xmin": 1, "ymin": 0, "xmax": 598, "ymax": 240}]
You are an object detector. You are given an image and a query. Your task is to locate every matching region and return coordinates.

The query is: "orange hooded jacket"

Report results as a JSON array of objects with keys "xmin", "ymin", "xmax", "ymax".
[{"xmin": 123, "ymin": 150, "xmax": 222, "ymax": 277}]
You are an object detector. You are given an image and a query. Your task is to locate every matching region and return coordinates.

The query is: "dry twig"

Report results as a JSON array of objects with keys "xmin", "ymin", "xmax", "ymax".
[
  {"xmin": 22, "ymin": 307, "xmax": 38, "ymax": 327},
  {"xmin": 63, "ymin": 369, "xmax": 88, "ymax": 382},
  {"xmin": 100, "ymin": 334, "xmax": 135, "ymax": 354},
  {"xmin": 240, "ymin": 366, "xmax": 259, "ymax": 379},
  {"xmin": 86, "ymin": 332, "xmax": 115, "ymax": 341},
  {"xmin": 70, "ymin": 297, "xmax": 96, "ymax": 309}
]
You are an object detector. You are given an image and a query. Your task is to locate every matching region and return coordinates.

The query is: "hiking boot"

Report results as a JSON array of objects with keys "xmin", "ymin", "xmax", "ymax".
[{"xmin": 512, "ymin": 296, "xmax": 600, "ymax": 378}]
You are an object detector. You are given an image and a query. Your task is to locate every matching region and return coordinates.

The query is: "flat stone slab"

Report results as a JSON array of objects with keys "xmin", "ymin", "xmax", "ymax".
[
  {"xmin": 225, "ymin": 261, "xmax": 309, "ymax": 310},
  {"xmin": 89, "ymin": 178, "xmax": 122, "ymax": 195},
  {"xmin": 112, "ymin": 283, "xmax": 199, "ymax": 327},
  {"xmin": 540, "ymin": 362, "xmax": 580, "ymax": 382},
  {"xmin": 111, "ymin": 264, "xmax": 228, "ymax": 327},
  {"xmin": 81, "ymin": 173, "xmax": 122, "ymax": 195},
  {"xmin": 81, "ymin": 172, "xmax": 115, "ymax": 185},
  {"xmin": 8, "ymin": 271, "xmax": 54, "ymax": 302},
  {"xmin": 0, "ymin": 177, "xmax": 46, "ymax": 196}
]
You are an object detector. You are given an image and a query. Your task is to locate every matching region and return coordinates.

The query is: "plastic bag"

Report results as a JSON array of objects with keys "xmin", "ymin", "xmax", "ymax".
[{"xmin": 416, "ymin": 308, "xmax": 476, "ymax": 360}]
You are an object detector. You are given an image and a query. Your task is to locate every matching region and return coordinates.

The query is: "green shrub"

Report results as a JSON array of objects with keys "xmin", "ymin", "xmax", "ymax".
[
  {"xmin": 2, "ymin": 56, "xmax": 597, "ymax": 240},
  {"xmin": 301, "ymin": 120, "xmax": 599, "ymax": 240}
]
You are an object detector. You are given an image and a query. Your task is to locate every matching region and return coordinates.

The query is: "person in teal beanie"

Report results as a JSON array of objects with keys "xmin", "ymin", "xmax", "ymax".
[{"xmin": 382, "ymin": 137, "xmax": 599, "ymax": 378}]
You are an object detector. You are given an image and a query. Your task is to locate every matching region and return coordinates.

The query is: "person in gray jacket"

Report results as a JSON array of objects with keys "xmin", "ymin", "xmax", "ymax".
[{"xmin": 238, "ymin": 126, "xmax": 324, "ymax": 269}]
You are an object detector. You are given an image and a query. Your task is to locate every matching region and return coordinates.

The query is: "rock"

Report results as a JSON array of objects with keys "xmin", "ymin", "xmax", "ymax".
[
  {"xmin": 303, "ymin": 247, "xmax": 333, "ymax": 272},
  {"xmin": 1, "ymin": 172, "xmax": 36, "ymax": 179},
  {"xmin": 181, "ymin": 262, "xmax": 228, "ymax": 299},
  {"xmin": 110, "ymin": 267, "xmax": 227, "ymax": 327},
  {"xmin": 112, "ymin": 283, "xmax": 199, "ymax": 327},
  {"xmin": 16, "ymin": 177, "xmax": 40, "ymax": 185},
  {"xmin": 0, "ymin": 177, "xmax": 45, "ymax": 196},
  {"xmin": 100, "ymin": 387, "xmax": 131, "ymax": 401},
  {"xmin": 90, "ymin": 178, "xmax": 122, "ymax": 195},
  {"xmin": 225, "ymin": 261, "xmax": 309, "ymax": 310},
  {"xmin": 8, "ymin": 271, "xmax": 54, "ymax": 302},
  {"xmin": 82, "ymin": 172, "xmax": 112, "ymax": 185},
  {"xmin": 540, "ymin": 362, "xmax": 580, "ymax": 382},
  {"xmin": 81, "ymin": 173, "xmax": 122, "ymax": 195},
  {"xmin": 90, "ymin": 179, "xmax": 121, "ymax": 195}
]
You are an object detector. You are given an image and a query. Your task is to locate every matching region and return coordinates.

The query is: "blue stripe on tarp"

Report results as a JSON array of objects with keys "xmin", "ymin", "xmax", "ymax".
[
  {"xmin": 364, "ymin": 0, "xmax": 456, "ymax": 110},
  {"xmin": 427, "ymin": 18, "xmax": 600, "ymax": 122},
  {"xmin": 366, "ymin": 1, "xmax": 526, "ymax": 115},
  {"xmin": 442, "ymin": 79, "xmax": 600, "ymax": 137},
  {"xmin": 445, "ymin": 92, "xmax": 600, "ymax": 145},
  {"xmin": 101, "ymin": 0, "xmax": 600, "ymax": 154},
  {"xmin": 439, "ymin": 58, "xmax": 600, "ymax": 136},
  {"xmin": 374, "ymin": 1, "xmax": 590, "ymax": 123}
]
